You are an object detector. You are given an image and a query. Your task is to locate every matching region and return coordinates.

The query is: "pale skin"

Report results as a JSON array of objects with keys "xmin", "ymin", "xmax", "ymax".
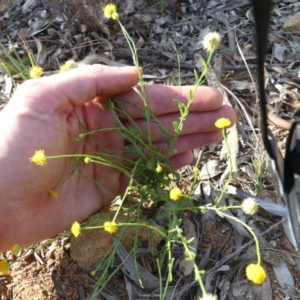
[{"xmin": 0, "ymin": 65, "xmax": 236, "ymax": 252}]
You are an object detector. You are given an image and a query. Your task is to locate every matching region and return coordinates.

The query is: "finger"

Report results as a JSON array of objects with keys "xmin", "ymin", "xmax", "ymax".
[
  {"xmin": 11, "ymin": 65, "xmax": 140, "ymax": 113},
  {"xmin": 170, "ymin": 150, "xmax": 194, "ymax": 170},
  {"xmin": 170, "ymin": 131, "xmax": 223, "ymax": 154},
  {"xmin": 123, "ymin": 105, "xmax": 236, "ymax": 143},
  {"xmin": 124, "ymin": 131, "xmax": 222, "ymax": 162},
  {"xmin": 116, "ymin": 85, "xmax": 223, "ymax": 118}
]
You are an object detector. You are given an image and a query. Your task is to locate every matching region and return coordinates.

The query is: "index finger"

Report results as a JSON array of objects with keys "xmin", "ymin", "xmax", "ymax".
[
  {"xmin": 115, "ymin": 85, "xmax": 223, "ymax": 118},
  {"xmin": 11, "ymin": 65, "xmax": 140, "ymax": 114}
]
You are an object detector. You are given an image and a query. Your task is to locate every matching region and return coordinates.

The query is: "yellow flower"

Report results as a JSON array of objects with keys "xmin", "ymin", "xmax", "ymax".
[
  {"xmin": 84, "ymin": 157, "xmax": 91, "ymax": 164},
  {"xmin": 71, "ymin": 221, "xmax": 81, "ymax": 237},
  {"xmin": 12, "ymin": 244, "xmax": 21, "ymax": 256},
  {"xmin": 59, "ymin": 60, "xmax": 76, "ymax": 73},
  {"xmin": 49, "ymin": 190, "xmax": 59, "ymax": 198},
  {"xmin": 156, "ymin": 164, "xmax": 162, "ymax": 173},
  {"xmin": 0, "ymin": 259, "xmax": 10, "ymax": 275},
  {"xmin": 29, "ymin": 150, "xmax": 47, "ymax": 166},
  {"xmin": 103, "ymin": 4, "xmax": 119, "ymax": 20},
  {"xmin": 214, "ymin": 118, "xmax": 231, "ymax": 129},
  {"xmin": 246, "ymin": 263, "xmax": 267, "ymax": 284},
  {"xmin": 169, "ymin": 187, "xmax": 183, "ymax": 201},
  {"xmin": 242, "ymin": 198, "xmax": 259, "ymax": 215},
  {"xmin": 29, "ymin": 66, "xmax": 44, "ymax": 79},
  {"xmin": 198, "ymin": 294, "xmax": 218, "ymax": 300},
  {"xmin": 193, "ymin": 167, "xmax": 199, "ymax": 174},
  {"xmin": 202, "ymin": 31, "xmax": 221, "ymax": 52},
  {"xmin": 103, "ymin": 221, "xmax": 118, "ymax": 234}
]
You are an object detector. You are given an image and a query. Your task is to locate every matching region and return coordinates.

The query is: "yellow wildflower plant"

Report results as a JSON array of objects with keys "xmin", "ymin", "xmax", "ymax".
[
  {"xmin": 214, "ymin": 118, "xmax": 231, "ymax": 129},
  {"xmin": 156, "ymin": 164, "xmax": 162, "ymax": 173},
  {"xmin": 12, "ymin": 244, "xmax": 21, "ymax": 256},
  {"xmin": 103, "ymin": 3, "xmax": 119, "ymax": 20},
  {"xmin": 169, "ymin": 187, "xmax": 183, "ymax": 201},
  {"xmin": 203, "ymin": 32, "xmax": 221, "ymax": 53},
  {"xmin": 29, "ymin": 150, "xmax": 47, "ymax": 166},
  {"xmin": 49, "ymin": 190, "xmax": 59, "ymax": 198},
  {"xmin": 29, "ymin": 66, "xmax": 44, "ymax": 79},
  {"xmin": 103, "ymin": 221, "xmax": 118, "ymax": 234},
  {"xmin": 0, "ymin": 259, "xmax": 10, "ymax": 275},
  {"xmin": 246, "ymin": 263, "xmax": 267, "ymax": 284},
  {"xmin": 242, "ymin": 198, "xmax": 259, "ymax": 215},
  {"xmin": 71, "ymin": 221, "xmax": 81, "ymax": 237},
  {"xmin": 59, "ymin": 60, "xmax": 76, "ymax": 73}
]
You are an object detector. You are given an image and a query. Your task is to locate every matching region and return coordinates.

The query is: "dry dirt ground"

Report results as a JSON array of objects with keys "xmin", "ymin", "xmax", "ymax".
[{"xmin": 1, "ymin": 0, "xmax": 300, "ymax": 299}]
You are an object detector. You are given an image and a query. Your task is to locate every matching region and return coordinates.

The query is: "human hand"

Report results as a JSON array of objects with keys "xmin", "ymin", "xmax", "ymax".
[{"xmin": 0, "ymin": 65, "xmax": 235, "ymax": 252}]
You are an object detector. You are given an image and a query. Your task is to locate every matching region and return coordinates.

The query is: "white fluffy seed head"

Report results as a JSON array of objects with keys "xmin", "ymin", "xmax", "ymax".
[
  {"xmin": 242, "ymin": 198, "xmax": 259, "ymax": 215},
  {"xmin": 202, "ymin": 31, "xmax": 221, "ymax": 52}
]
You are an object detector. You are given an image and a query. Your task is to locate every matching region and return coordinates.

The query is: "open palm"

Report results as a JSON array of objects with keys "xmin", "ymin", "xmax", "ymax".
[{"xmin": 0, "ymin": 65, "xmax": 235, "ymax": 252}]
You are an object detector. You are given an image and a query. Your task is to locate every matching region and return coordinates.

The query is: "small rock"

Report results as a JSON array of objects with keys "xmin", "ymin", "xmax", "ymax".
[{"xmin": 70, "ymin": 212, "xmax": 163, "ymax": 270}]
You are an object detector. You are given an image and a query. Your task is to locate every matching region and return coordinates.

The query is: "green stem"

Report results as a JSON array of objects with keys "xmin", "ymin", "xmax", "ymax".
[
  {"xmin": 182, "ymin": 241, "xmax": 207, "ymax": 295},
  {"xmin": 44, "ymin": 154, "xmax": 130, "ymax": 176},
  {"xmin": 208, "ymin": 208, "xmax": 262, "ymax": 265},
  {"xmin": 214, "ymin": 128, "xmax": 233, "ymax": 207},
  {"xmin": 112, "ymin": 161, "xmax": 139, "ymax": 222},
  {"xmin": 83, "ymin": 222, "xmax": 167, "ymax": 240},
  {"xmin": 206, "ymin": 50, "xmax": 214, "ymax": 66}
]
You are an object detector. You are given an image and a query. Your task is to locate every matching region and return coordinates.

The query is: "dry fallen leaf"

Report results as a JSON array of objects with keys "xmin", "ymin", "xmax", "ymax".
[
  {"xmin": 33, "ymin": 37, "xmax": 47, "ymax": 66},
  {"xmin": 283, "ymin": 11, "xmax": 300, "ymax": 31},
  {"xmin": 179, "ymin": 218, "xmax": 198, "ymax": 276},
  {"xmin": 114, "ymin": 239, "xmax": 160, "ymax": 292},
  {"xmin": 200, "ymin": 159, "xmax": 222, "ymax": 180}
]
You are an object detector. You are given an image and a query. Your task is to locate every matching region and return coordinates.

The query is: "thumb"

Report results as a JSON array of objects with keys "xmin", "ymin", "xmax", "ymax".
[{"xmin": 11, "ymin": 64, "xmax": 140, "ymax": 112}]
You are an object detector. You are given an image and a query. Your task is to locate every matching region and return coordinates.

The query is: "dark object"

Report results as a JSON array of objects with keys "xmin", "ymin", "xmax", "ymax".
[
  {"xmin": 252, "ymin": 0, "xmax": 300, "ymax": 253},
  {"xmin": 51, "ymin": 269, "xmax": 67, "ymax": 298}
]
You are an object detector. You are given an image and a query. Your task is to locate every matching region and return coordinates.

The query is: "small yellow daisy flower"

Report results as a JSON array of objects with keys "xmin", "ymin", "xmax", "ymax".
[
  {"xmin": 156, "ymin": 164, "xmax": 162, "ymax": 173},
  {"xmin": 59, "ymin": 60, "xmax": 76, "ymax": 73},
  {"xmin": 198, "ymin": 294, "xmax": 218, "ymax": 300},
  {"xmin": 169, "ymin": 187, "xmax": 183, "ymax": 201},
  {"xmin": 246, "ymin": 263, "xmax": 267, "ymax": 284},
  {"xmin": 103, "ymin": 4, "xmax": 119, "ymax": 20},
  {"xmin": 214, "ymin": 118, "xmax": 231, "ymax": 129},
  {"xmin": 242, "ymin": 198, "xmax": 259, "ymax": 215},
  {"xmin": 84, "ymin": 157, "xmax": 91, "ymax": 164},
  {"xmin": 203, "ymin": 31, "xmax": 221, "ymax": 52},
  {"xmin": 49, "ymin": 190, "xmax": 59, "ymax": 198},
  {"xmin": 193, "ymin": 167, "xmax": 199, "ymax": 174},
  {"xmin": 29, "ymin": 150, "xmax": 47, "ymax": 166},
  {"xmin": 29, "ymin": 66, "xmax": 44, "ymax": 79},
  {"xmin": 71, "ymin": 221, "xmax": 81, "ymax": 237},
  {"xmin": 103, "ymin": 221, "xmax": 118, "ymax": 234},
  {"xmin": 12, "ymin": 244, "xmax": 21, "ymax": 256},
  {"xmin": 0, "ymin": 259, "xmax": 10, "ymax": 275}
]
